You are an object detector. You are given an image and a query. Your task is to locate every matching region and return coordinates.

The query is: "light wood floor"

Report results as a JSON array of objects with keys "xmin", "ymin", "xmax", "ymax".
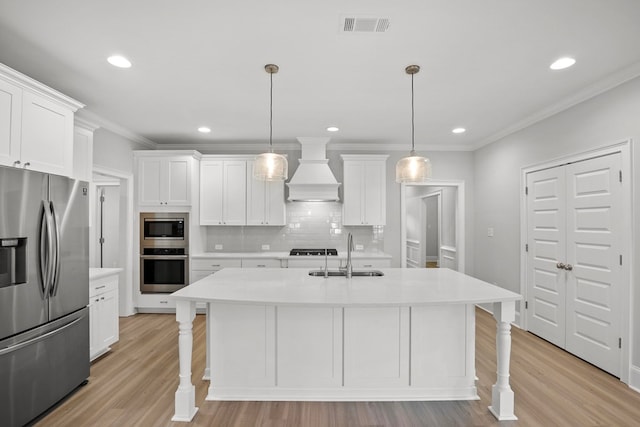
[{"xmin": 33, "ymin": 308, "xmax": 640, "ymax": 426}]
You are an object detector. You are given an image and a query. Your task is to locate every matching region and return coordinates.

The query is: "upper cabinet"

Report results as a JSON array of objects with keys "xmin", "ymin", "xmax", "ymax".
[
  {"xmin": 341, "ymin": 155, "xmax": 388, "ymax": 226},
  {"xmin": 199, "ymin": 156, "xmax": 286, "ymax": 226},
  {"xmin": 72, "ymin": 118, "xmax": 99, "ymax": 182},
  {"xmin": 246, "ymin": 160, "xmax": 286, "ymax": 226},
  {"xmin": 135, "ymin": 151, "xmax": 200, "ymax": 207},
  {"xmin": 0, "ymin": 63, "xmax": 84, "ymax": 177},
  {"xmin": 200, "ymin": 158, "xmax": 247, "ymax": 225}
]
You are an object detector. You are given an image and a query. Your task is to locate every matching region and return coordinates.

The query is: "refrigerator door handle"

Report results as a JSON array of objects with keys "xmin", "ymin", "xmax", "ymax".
[
  {"xmin": 49, "ymin": 201, "xmax": 61, "ymax": 297},
  {"xmin": 0, "ymin": 315, "xmax": 84, "ymax": 356},
  {"xmin": 38, "ymin": 200, "xmax": 55, "ymax": 296}
]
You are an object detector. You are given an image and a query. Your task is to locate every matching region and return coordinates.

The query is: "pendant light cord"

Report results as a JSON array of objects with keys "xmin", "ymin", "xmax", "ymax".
[
  {"xmin": 411, "ymin": 72, "xmax": 415, "ymax": 154},
  {"xmin": 269, "ymin": 70, "xmax": 274, "ymax": 152}
]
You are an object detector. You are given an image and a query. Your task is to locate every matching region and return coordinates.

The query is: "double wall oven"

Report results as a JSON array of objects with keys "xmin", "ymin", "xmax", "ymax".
[{"xmin": 140, "ymin": 212, "xmax": 189, "ymax": 293}]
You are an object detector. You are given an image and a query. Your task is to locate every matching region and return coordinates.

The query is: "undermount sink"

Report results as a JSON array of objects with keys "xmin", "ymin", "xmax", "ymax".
[{"xmin": 308, "ymin": 269, "xmax": 384, "ymax": 277}]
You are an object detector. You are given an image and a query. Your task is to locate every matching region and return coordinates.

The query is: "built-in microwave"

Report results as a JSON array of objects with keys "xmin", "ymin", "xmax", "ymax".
[{"xmin": 140, "ymin": 212, "xmax": 189, "ymax": 248}]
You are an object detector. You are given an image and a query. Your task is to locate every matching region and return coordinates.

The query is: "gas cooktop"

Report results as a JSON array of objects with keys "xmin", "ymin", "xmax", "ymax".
[{"xmin": 289, "ymin": 248, "xmax": 338, "ymax": 256}]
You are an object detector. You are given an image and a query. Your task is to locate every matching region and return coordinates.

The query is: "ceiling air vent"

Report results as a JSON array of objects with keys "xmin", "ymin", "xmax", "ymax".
[{"xmin": 342, "ymin": 16, "xmax": 390, "ymax": 33}]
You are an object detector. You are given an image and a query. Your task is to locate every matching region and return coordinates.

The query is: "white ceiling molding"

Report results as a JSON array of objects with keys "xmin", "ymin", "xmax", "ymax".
[
  {"xmin": 473, "ymin": 59, "xmax": 640, "ymax": 150},
  {"xmin": 157, "ymin": 141, "xmax": 474, "ymax": 153},
  {"xmin": 76, "ymin": 109, "xmax": 157, "ymax": 149}
]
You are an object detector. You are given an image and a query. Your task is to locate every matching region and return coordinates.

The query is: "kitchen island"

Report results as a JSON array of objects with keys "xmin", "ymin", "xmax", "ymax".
[{"xmin": 170, "ymin": 268, "xmax": 521, "ymax": 422}]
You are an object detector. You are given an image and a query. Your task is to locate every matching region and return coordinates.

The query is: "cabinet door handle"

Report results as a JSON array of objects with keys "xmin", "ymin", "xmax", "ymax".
[
  {"xmin": 257, "ymin": 264, "xmax": 266, "ymax": 268},
  {"xmin": 13, "ymin": 160, "xmax": 21, "ymax": 166},
  {"xmin": 23, "ymin": 162, "xmax": 30, "ymax": 168},
  {"xmin": 95, "ymin": 285, "xmax": 106, "ymax": 290}
]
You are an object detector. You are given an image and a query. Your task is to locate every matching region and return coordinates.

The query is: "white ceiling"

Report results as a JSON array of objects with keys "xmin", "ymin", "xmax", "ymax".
[{"xmin": 2, "ymin": 0, "xmax": 640, "ymax": 151}]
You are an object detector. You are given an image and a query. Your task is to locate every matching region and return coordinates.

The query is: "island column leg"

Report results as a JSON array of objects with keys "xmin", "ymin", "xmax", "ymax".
[
  {"xmin": 172, "ymin": 300, "xmax": 198, "ymax": 422},
  {"xmin": 488, "ymin": 300, "xmax": 517, "ymax": 421},
  {"xmin": 203, "ymin": 302, "xmax": 211, "ymax": 380}
]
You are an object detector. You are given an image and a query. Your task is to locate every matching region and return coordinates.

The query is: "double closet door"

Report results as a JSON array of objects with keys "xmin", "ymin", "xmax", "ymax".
[{"xmin": 526, "ymin": 152, "xmax": 622, "ymax": 376}]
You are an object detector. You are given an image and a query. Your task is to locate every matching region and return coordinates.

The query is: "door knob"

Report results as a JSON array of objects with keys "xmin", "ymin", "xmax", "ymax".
[
  {"xmin": 564, "ymin": 264, "xmax": 573, "ymax": 271},
  {"xmin": 556, "ymin": 262, "xmax": 566, "ymax": 269}
]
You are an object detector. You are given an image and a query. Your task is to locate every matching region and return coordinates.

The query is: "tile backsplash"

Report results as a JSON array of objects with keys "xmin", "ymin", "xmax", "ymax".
[{"xmin": 205, "ymin": 202, "xmax": 384, "ymax": 253}]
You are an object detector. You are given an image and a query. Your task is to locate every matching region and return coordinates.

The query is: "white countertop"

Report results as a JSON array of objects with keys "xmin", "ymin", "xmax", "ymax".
[
  {"xmin": 192, "ymin": 251, "xmax": 392, "ymax": 260},
  {"xmin": 171, "ymin": 268, "xmax": 521, "ymax": 307},
  {"xmin": 89, "ymin": 267, "xmax": 123, "ymax": 280}
]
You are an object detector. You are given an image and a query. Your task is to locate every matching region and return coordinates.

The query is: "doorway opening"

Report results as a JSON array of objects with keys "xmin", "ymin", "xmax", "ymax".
[
  {"xmin": 400, "ymin": 180, "xmax": 465, "ymax": 273},
  {"xmin": 90, "ymin": 166, "xmax": 135, "ymax": 316}
]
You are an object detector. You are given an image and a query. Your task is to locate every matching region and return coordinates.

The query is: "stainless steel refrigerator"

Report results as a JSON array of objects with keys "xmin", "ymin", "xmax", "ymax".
[{"xmin": 0, "ymin": 165, "xmax": 90, "ymax": 427}]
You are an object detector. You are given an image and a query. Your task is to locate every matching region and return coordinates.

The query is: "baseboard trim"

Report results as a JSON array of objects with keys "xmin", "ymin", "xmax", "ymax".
[{"xmin": 629, "ymin": 365, "xmax": 640, "ymax": 393}]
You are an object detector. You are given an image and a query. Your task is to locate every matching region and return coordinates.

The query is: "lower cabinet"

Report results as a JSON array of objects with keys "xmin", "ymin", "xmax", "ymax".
[
  {"xmin": 191, "ymin": 258, "xmax": 242, "ymax": 283},
  {"xmin": 206, "ymin": 302, "xmax": 475, "ymax": 400},
  {"xmin": 89, "ymin": 274, "xmax": 119, "ymax": 361}
]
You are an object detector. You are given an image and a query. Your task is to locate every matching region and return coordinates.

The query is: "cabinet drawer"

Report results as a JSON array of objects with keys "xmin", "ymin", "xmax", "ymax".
[
  {"xmin": 191, "ymin": 258, "xmax": 241, "ymax": 270},
  {"xmin": 241, "ymin": 259, "xmax": 282, "ymax": 268},
  {"xmin": 351, "ymin": 259, "xmax": 391, "ymax": 269},
  {"xmin": 286, "ymin": 259, "xmax": 341, "ymax": 269},
  {"xmin": 136, "ymin": 294, "xmax": 176, "ymax": 309},
  {"xmin": 90, "ymin": 276, "xmax": 118, "ymax": 298}
]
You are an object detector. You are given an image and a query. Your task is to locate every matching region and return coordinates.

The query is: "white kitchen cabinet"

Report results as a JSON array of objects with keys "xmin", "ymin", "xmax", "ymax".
[
  {"xmin": 341, "ymin": 155, "xmax": 388, "ymax": 226},
  {"xmin": 246, "ymin": 160, "xmax": 286, "ymax": 226},
  {"xmin": 241, "ymin": 258, "xmax": 282, "ymax": 268},
  {"xmin": 72, "ymin": 118, "xmax": 98, "ymax": 182},
  {"xmin": 191, "ymin": 258, "xmax": 242, "ymax": 282},
  {"xmin": 137, "ymin": 153, "xmax": 195, "ymax": 206},
  {"xmin": 348, "ymin": 258, "xmax": 391, "ymax": 269},
  {"xmin": 89, "ymin": 272, "xmax": 119, "ymax": 361},
  {"xmin": 200, "ymin": 159, "xmax": 246, "ymax": 225},
  {"xmin": 0, "ymin": 78, "xmax": 22, "ymax": 167},
  {"xmin": 286, "ymin": 258, "xmax": 341, "ymax": 270},
  {"xmin": 136, "ymin": 294, "xmax": 176, "ymax": 312},
  {"xmin": 0, "ymin": 64, "xmax": 83, "ymax": 177}
]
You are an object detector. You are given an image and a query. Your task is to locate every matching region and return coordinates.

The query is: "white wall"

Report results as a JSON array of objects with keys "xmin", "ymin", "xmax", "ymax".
[
  {"xmin": 473, "ymin": 75, "xmax": 640, "ymax": 374},
  {"xmin": 93, "ymin": 128, "xmax": 150, "ymax": 172}
]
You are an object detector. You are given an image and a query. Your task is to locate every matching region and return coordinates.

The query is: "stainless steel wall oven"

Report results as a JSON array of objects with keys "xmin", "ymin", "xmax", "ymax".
[{"xmin": 140, "ymin": 213, "xmax": 189, "ymax": 293}]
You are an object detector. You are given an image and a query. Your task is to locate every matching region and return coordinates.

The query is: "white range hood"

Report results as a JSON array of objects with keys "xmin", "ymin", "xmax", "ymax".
[{"xmin": 287, "ymin": 137, "xmax": 341, "ymax": 202}]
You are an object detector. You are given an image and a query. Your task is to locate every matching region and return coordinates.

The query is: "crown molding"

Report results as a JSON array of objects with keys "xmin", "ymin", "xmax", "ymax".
[
  {"xmin": 0, "ymin": 62, "xmax": 84, "ymax": 111},
  {"xmin": 74, "ymin": 116, "xmax": 100, "ymax": 132},
  {"xmin": 472, "ymin": 60, "xmax": 640, "ymax": 150},
  {"xmin": 157, "ymin": 140, "xmax": 475, "ymax": 153},
  {"xmin": 76, "ymin": 109, "xmax": 157, "ymax": 149}
]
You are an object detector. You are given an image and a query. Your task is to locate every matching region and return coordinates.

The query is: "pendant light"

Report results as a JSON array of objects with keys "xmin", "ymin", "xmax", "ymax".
[
  {"xmin": 254, "ymin": 64, "xmax": 288, "ymax": 181},
  {"xmin": 395, "ymin": 65, "xmax": 432, "ymax": 183}
]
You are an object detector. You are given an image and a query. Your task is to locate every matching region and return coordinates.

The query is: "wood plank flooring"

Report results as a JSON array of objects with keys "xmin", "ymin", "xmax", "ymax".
[{"xmin": 33, "ymin": 308, "xmax": 640, "ymax": 426}]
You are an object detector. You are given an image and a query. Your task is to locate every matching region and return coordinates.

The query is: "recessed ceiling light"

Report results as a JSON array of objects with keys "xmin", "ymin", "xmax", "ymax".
[
  {"xmin": 452, "ymin": 127, "xmax": 466, "ymax": 134},
  {"xmin": 107, "ymin": 55, "xmax": 132, "ymax": 68},
  {"xmin": 198, "ymin": 126, "xmax": 211, "ymax": 133},
  {"xmin": 549, "ymin": 57, "xmax": 576, "ymax": 70},
  {"xmin": 327, "ymin": 126, "xmax": 339, "ymax": 132}
]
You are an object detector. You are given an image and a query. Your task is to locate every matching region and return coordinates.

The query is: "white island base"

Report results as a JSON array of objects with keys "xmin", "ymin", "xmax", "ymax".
[{"xmin": 171, "ymin": 268, "xmax": 519, "ymax": 422}]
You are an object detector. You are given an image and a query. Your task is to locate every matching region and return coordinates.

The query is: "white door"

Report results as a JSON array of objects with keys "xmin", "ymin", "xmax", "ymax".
[
  {"xmin": 526, "ymin": 165, "xmax": 566, "ymax": 348},
  {"xmin": 526, "ymin": 153, "xmax": 622, "ymax": 376},
  {"xmin": 565, "ymin": 154, "xmax": 622, "ymax": 375}
]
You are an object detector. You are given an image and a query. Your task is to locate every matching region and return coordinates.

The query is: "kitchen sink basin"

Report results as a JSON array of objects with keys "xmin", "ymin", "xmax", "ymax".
[{"xmin": 308, "ymin": 269, "xmax": 384, "ymax": 277}]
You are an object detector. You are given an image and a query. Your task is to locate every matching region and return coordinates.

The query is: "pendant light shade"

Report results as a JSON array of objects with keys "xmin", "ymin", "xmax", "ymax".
[
  {"xmin": 254, "ymin": 64, "xmax": 288, "ymax": 181},
  {"xmin": 254, "ymin": 151, "xmax": 288, "ymax": 181},
  {"xmin": 395, "ymin": 65, "xmax": 432, "ymax": 183},
  {"xmin": 395, "ymin": 151, "xmax": 432, "ymax": 182}
]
